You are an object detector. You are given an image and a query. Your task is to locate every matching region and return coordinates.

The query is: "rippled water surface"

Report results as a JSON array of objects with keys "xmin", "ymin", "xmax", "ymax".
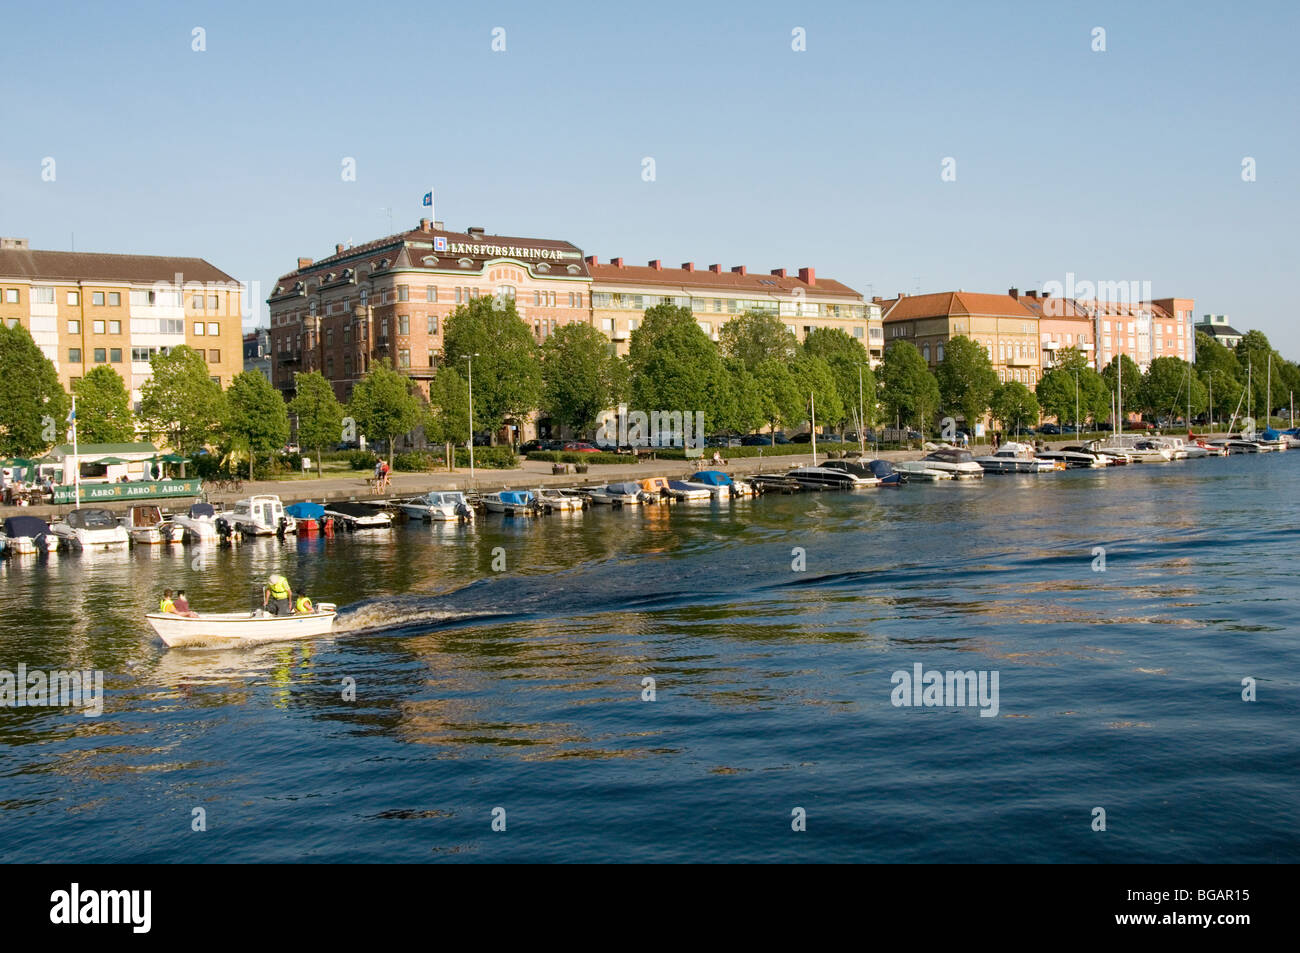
[{"xmin": 3, "ymin": 454, "xmax": 1298, "ymax": 862}]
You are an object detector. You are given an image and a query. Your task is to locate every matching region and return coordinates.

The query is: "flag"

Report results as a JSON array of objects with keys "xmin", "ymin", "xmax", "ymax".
[
  {"xmin": 422, "ymin": 191, "xmax": 432, "ymax": 207},
  {"xmin": 66, "ymin": 405, "xmax": 76, "ymax": 422}
]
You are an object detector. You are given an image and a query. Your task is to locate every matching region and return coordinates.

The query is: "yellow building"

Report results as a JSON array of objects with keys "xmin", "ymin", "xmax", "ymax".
[{"xmin": 0, "ymin": 237, "xmax": 244, "ymax": 405}]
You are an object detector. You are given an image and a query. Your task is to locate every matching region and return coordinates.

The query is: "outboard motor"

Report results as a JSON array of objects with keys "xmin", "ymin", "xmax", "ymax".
[
  {"xmin": 277, "ymin": 516, "xmax": 288, "ymax": 538},
  {"xmin": 455, "ymin": 501, "xmax": 472, "ymax": 522}
]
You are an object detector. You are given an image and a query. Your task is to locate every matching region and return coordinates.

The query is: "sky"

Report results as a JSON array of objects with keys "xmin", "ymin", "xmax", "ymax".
[{"xmin": 2, "ymin": 0, "xmax": 1297, "ymax": 353}]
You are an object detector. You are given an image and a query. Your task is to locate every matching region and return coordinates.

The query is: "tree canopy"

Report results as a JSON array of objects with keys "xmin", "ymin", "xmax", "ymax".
[
  {"xmin": 0, "ymin": 324, "xmax": 69, "ymax": 457},
  {"xmin": 139, "ymin": 345, "xmax": 225, "ymax": 455},
  {"xmin": 349, "ymin": 359, "xmax": 423, "ymax": 467},
  {"xmin": 442, "ymin": 296, "xmax": 543, "ymax": 441},
  {"xmin": 627, "ymin": 304, "xmax": 730, "ymax": 432},
  {"xmin": 880, "ymin": 341, "xmax": 940, "ymax": 430},
  {"xmin": 541, "ymin": 322, "xmax": 621, "ymax": 436},
  {"xmin": 288, "ymin": 371, "xmax": 344, "ymax": 473},
  {"xmin": 718, "ymin": 310, "xmax": 797, "ymax": 369},
  {"xmin": 935, "ymin": 335, "xmax": 999, "ymax": 427},
  {"xmin": 72, "ymin": 365, "xmax": 136, "ymax": 444},
  {"xmin": 990, "ymin": 381, "xmax": 1039, "ymax": 435},
  {"xmin": 224, "ymin": 371, "xmax": 290, "ymax": 478},
  {"xmin": 752, "ymin": 359, "xmax": 805, "ymax": 442}
]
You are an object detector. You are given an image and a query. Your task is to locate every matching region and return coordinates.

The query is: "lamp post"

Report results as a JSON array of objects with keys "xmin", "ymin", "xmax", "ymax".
[
  {"xmin": 462, "ymin": 353, "xmax": 479, "ymax": 485},
  {"xmin": 1073, "ymin": 368, "xmax": 1080, "ymax": 437}
]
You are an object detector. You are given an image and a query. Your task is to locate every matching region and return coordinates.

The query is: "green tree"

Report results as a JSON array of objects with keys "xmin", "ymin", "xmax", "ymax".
[
  {"xmin": 1235, "ymin": 329, "xmax": 1286, "ymax": 422},
  {"xmin": 349, "ymin": 359, "xmax": 423, "ymax": 469},
  {"xmin": 827, "ymin": 354, "xmax": 876, "ymax": 433},
  {"xmin": 1036, "ymin": 365, "xmax": 1108, "ymax": 428},
  {"xmin": 139, "ymin": 345, "xmax": 225, "ymax": 455},
  {"xmin": 752, "ymin": 359, "xmax": 805, "ymax": 443},
  {"xmin": 223, "ymin": 371, "xmax": 289, "ymax": 479},
  {"xmin": 790, "ymin": 354, "xmax": 844, "ymax": 431},
  {"xmin": 541, "ymin": 322, "xmax": 620, "ymax": 436},
  {"xmin": 426, "ymin": 366, "xmax": 470, "ymax": 452},
  {"xmin": 880, "ymin": 341, "xmax": 940, "ymax": 432},
  {"xmin": 0, "ymin": 324, "xmax": 69, "ymax": 457},
  {"xmin": 288, "ymin": 371, "xmax": 344, "ymax": 476},
  {"xmin": 627, "ymin": 304, "xmax": 730, "ymax": 432},
  {"xmin": 990, "ymin": 382, "xmax": 1039, "ymax": 435},
  {"xmin": 1195, "ymin": 332, "xmax": 1244, "ymax": 426},
  {"xmin": 1139, "ymin": 356, "xmax": 1204, "ymax": 420},
  {"xmin": 71, "ymin": 366, "xmax": 135, "ymax": 444},
  {"xmin": 442, "ymin": 296, "xmax": 543, "ymax": 443},
  {"xmin": 718, "ymin": 358, "xmax": 765, "ymax": 435},
  {"xmin": 803, "ymin": 326, "xmax": 870, "ymax": 364},
  {"xmin": 718, "ymin": 310, "xmax": 796, "ymax": 369},
  {"xmin": 935, "ymin": 335, "xmax": 999, "ymax": 428},
  {"xmin": 1101, "ymin": 354, "xmax": 1142, "ymax": 423}
]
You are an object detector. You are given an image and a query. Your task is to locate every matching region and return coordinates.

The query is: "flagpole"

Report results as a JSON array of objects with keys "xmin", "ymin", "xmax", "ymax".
[{"xmin": 71, "ymin": 395, "xmax": 80, "ymax": 509}]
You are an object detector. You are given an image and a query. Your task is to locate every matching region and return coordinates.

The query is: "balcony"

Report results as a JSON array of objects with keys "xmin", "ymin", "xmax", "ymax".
[{"xmin": 1007, "ymin": 355, "xmax": 1035, "ymax": 367}]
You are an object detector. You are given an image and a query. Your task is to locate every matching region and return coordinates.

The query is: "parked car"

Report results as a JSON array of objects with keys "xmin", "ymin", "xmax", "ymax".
[
  {"xmin": 520, "ymin": 440, "xmax": 545, "ymax": 454},
  {"xmin": 1038, "ymin": 423, "xmax": 1062, "ymax": 435},
  {"xmin": 818, "ymin": 433, "xmax": 843, "ymax": 443},
  {"xmin": 790, "ymin": 433, "xmax": 811, "ymax": 443},
  {"xmin": 562, "ymin": 441, "xmax": 600, "ymax": 453}
]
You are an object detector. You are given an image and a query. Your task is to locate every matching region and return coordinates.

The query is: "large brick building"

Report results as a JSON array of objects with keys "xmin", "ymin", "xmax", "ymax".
[
  {"xmin": 0, "ymin": 237, "xmax": 244, "ymax": 406},
  {"xmin": 267, "ymin": 220, "xmax": 591, "ymax": 401}
]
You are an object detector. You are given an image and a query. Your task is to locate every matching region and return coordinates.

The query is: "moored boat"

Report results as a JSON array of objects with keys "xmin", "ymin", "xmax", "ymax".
[
  {"xmin": 534, "ymin": 487, "xmax": 586, "ymax": 512},
  {"xmin": 665, "ymin": 479, "xmax": 713, "ymax": 500},
  {"xmin": 325, "ymin": 502, "xmax": 393, "ymax": 530},
  {"xmin": 286, "ymin": 501, "xmax": 335, "ymax": 536},
  {"xmin": 146, "ymin": 602, "xmax": 339, "ymax": 648},
  {"xmin": 785, "ymin": 464, "xmax": 878, "ymax": 489},
  {"xmin": 397, "ymin": 491, "xmax": 474, "ymax": 522},
  {"xmin": 125, "ymin": 504, "xmax": 171, "ymax": 545},
  {"xmin": 172, "ymin": 502, "xmax": 223, "ymax": 543},
  {"xmin": 1035, "ymin": 445, "xmax": 1107, "ymax": 469},
  {"xmin": 230, "ymin": 495, "xmax": 294, "ymax": 536},
  {"xmin": 974, "ymin": 441, "xmax": 1060, "ymax": 473},
  {"xmin": 51, "ymin": 508, "xmax": 130, "ymax": 550},
  {"xmin": 482, "ymin": 490, "xmax": 538, "ymax": 515},
  {"xmin": 3, "ymin": 515, "xmax": 58, "ymax": 555},
  {"xmin": 587, "ymin": 481, "xmax": 643, "ymax": 506},
  {"xmin": 910, "ymin": 447, "xmax": 984, "ymax": 479}
]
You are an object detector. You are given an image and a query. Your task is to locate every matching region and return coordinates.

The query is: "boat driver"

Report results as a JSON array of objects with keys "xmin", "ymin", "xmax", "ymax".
[{"xmin": 263, "ymin": 574, "xmax": 293, "ymax": 616}]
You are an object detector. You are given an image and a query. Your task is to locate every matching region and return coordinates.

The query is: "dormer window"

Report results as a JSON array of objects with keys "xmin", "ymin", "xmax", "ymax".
[
  {"xmin": 566, "ymin": 264, "xmax": 581, "ymax": 275},
  {"xmin": 534, "ymin": 262, "xmax": 551, "ymax": 273},
  {"xmin": 458, "ymin": 258, "xmax": 474, "ymax": 268},
  {"xmin": 422, "ymin": 255, "xmax": 438, "ymax": 266}
]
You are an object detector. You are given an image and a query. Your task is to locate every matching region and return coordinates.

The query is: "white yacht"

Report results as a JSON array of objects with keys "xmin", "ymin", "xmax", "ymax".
[
  {"xmin": 974, "ymin": 442, "xmax": 1060, "ymax": 473},
  {"xmin": 1096, "ymin": 435, "xmax": 1171, "ymax": 463},
  {"xmin": 534, "ymin": 488, "xmax": 585, "ymax": 511},
  {"xmin": 51, "ymin": 508, "xmax": 130, "ymax": 551},
  {"xmin": 900, "ymin": 447, "xmax": 984, "ymax": 480},
  {"xmin": 229, "ymin": 495, "xmax": 294, "ymax": 536},
  {"xmin": 126, "ymin": 504, "xmax": 170, "ymax": 545},
  {"xmin": 785, "ymin": 464, "xmax": 879, "ymax": 489},
  {"xmin": 172, "ymin": 502, "xmax": 221, "ymax": 543},
  {"xmin": 325, "ymin": 502, "xmax": 393, "ymax": 530},
  {"xmin": 397, "ymin": 491, "xmax": 474, "ymax": 522},
  {"xmin": 586, "ymin": 482, "xmax": 643, "ymax": 505},
  {"xmin": 3, "ymin": 516, "xmax": 59, "ymax": 555},
  {"xmin": 1035, "ymin": 445, "xmax": 1107, "ymax": 469}
]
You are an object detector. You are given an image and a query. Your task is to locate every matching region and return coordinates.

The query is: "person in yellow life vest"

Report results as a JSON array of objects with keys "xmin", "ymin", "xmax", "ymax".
[
  {"xmin": 159, "ymin": 589, "xmax": 177, "ymax": 614},
  {"xmin": 263, "ymin": 574, "xmax": 292, "ymax": 616},
  {"xmin": 294, "ymin": 594, "xmax": 314, "ymax": 615}
]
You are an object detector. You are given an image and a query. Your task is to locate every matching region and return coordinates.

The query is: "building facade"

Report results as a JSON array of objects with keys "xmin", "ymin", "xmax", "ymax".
[
  {"xmin": 1196, "ymin": 314, "xmax": 1242, "ymax": 349},
  {"xmin": 243, "ymin": 328, "xmax": 271, "ymax": 381},
  {"xmin": 267, "ymin": 220, "xmax": 591, "ymax": 401},
  {"xmin": 587, "ymin": 259, "xmax": 877, "ymax": 362},
  {"xmin": 0, "ymin": 237, "xmax": 244, "ymax": 405},
  {"xmin": 878, "ymin": 291, "xmax": 1042, "ymax": 387},
  {"xmin": 1010, "ymin": 289, "xmax": 1096, "ymax": 371}
]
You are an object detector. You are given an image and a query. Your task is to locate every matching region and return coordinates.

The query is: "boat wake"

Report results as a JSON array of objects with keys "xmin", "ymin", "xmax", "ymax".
[{"xmin": 333, "ymin": 597, "xmax": 511, "ymax": 635}]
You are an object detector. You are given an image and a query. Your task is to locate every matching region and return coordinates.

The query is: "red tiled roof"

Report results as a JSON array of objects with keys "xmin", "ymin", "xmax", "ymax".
[
  {"xmin": 0, "ymin": 247, "xmax": 236, "ymax": 284},
  {"xmin": 589, "ymin": 263, "xmax": 861, "ymax": 299},
  {"xmin": 880, "ymin": 291, "xmax": 1037, "ymax": 321}
]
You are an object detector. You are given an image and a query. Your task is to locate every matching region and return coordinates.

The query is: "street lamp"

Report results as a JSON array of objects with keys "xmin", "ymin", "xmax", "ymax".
[
  {"xmin": 462, "ymin": 353, "xmax": 479, "ymax": 485},
  {"xmin": 1073, "ymin": 368, "xmax": 1080, "ymax": 437}
]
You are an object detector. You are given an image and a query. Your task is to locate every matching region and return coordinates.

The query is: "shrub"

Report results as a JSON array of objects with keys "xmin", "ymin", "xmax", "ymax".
[
  {"xmin": 654, "ymin": 443, "xmax": 810, "ymax": 460},
  {"xmin": 526, "ymin": 450, "xmax": 637, "ymax": 465}
]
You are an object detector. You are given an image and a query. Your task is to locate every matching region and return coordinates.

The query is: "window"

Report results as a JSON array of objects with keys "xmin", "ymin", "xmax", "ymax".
[
  {"xmin": 534, "ymin": 292, "xmax": 541, "ymax": 307},
  {"xmin": 194, "ymin": 322, "xmax": 206, "ymax": 335},
  {"xmin": 68, "ymin": 348, "xmax": 82, "ymax": 363},
  {"xmin": 471, "ymin": 288, "xmax": 480, "ymax": 299},
  {"xmin": 207, "ymin": 322, "xmax": 218, "ymax": 336},
  {"xmin": 359, "ymin": 289, "xmax": 368, "ymax": 307},
  {"xmin": 428, "ymin": 350, "xmax": 436, "ymax": 367},
  {"xmin": 67, "ymin": 320, "xmax": 80, "ymax": 334},
  {"xmin": 132, "ymin": 347, "xmax": 154, "ymax": 362},
  {"xmin": 33, "ymin": 287, "xmax": 54, "ymax": 304},
  {"xmin": 110, "ymin": 348, "xmax": 122, "ymax": 363},
  {"xmin": 208, "ymin": 349, "xmax": 220, "ymax": 363},
  {"xmin": 129, "ymin": 290, "xmax": 154, "ymax": 307},
  {"xmin": 326, "ymin": 329, "xmax": 333, "ymax": 346},
  {"xmin": 398, "ymin": 315, "xmax": 409, "ymax": 335},
  {"xmin": 192, "ymin": 295, "xmax": 205, "ymax": 310},
  {"xmin": 66, "ymin": 291, "xmax": 79, "ymax": 306},
  {"xmin": 853, "ymin": 327, "xmax": 864, "ymax": 338},
  {"xmin": 210, "ymin": 376, "xmax": 221, "ymax": 385},
  {"xmin": 209, "ymin": 294, "xmax": 219, "ymax": 311},
  {"xmin": 455, "ymin": 288, "xmax": 463, "ymax": 304},
  {"xmin": 427, "ymin": 314, "xmax": 438, "ymax": 334},
  {"xmin": 937, "ymin": 343, "xmax": 945, "ymax": 362},
  {"xmin": 109, "ymin": 320, "xmax": 120, "ymax": 334},
  {"xmin": 399, "ymin": 349, "xmax": 410, "ymax": 368},
  {"xmin": 109, "ymin": 292, "xmax": 120, "ymax": 306},
  {"xmin": 923, "ymin": 344, "xmax": 931, "ymax": 362},
  {"xmin": 398, "ymin": 285, "xmax": 409, "ymax": 302},
  {"xmin": 93, "ymin": 348, "xmax": 106, "ymax": 363},
  {"xmin": 161, "ymin": 319, "xmax": 183, "ymax": 334},
  {"xmin": 93, "ymin": 320, "xmax": 106, "ymax": 334},
  {"xmin": 4, "ymin": 289, "xmax": 17, "ymax": 304},
  {"xmin": 92, "ymin": 292, "xmax": 105, "ymax": 306},
  {"xmin": 426, "ymin": 286, "xmax": 437, "ymax": 303}
]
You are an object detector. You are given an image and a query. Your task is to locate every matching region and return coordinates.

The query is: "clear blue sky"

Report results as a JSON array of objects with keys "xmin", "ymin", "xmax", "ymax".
[{"xmin": 3, "ymin": 0, "xmax": 1297, "ymax": 354}]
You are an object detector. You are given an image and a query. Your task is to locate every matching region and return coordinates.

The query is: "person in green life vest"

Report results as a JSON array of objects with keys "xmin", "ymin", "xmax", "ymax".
[
  {"xmin": 159, "ymin": 589, "xmax": 177, "ymax": 613},
  {"xmin": 263, "ymin": 574, "xmax": 293, "ymax": 616},
  {"xmin": 294, "ymin": 593, "xmax": 314, "ymax": 615}
]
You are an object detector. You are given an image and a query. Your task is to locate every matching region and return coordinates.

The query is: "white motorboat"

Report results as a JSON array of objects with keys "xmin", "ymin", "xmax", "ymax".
[
  {"xmin": 397, "ymin": 491, "xmax": 474, "ymax": 522},
  {"xmin": 50, "ymin": 508, "xmax": 130, "ymax": 550},
  {"xmin": 974, "ymin": 442, "xmax": 1060, "ymax": 473},
  {"xmin": 482, "ymin": 490, "xmax": 538, "ymax": 515},
  {"xmin": 894, "ymin": 461, "xmax": 953, "ymax": 481},
  {"xmin": 1207, "ymin": 436, "xmax": 1259, "ymax": 454},
  {"xmin": 785, "ymin": 464, "xmax": 879, "ymax": 489},
  {"xmin": 534, "ymin": 488, "xmax": 585, "ymax": 511},
  {"xmin": 1192, "ymin": 438, "xmax": 1229, "ymax": 457},
  {"xmin": 679, "ymin": 470, "xmax": 755, "ymax": 499},
  {"xmin": 126, "ymin": 504, "xmax": 170, "ymax": 545},
  {"xmin": 325, "ymin": 502, "xmax": 393, "ymax": 530},
  {"xmin": 3, "ymin": 515, "xmax": 59, "ymax": 555},
  {"xmin": 910, "ymin": 447, "xmax": 984, "ymax": 479},
  {"xmin": 1035, "ymin": 445, "xmax": 1107, "ymax": 469},
  {"xmin": 1148, "ymin": 436, "xmax": 1190, "ymax": 460},
  {"xmin": 1096, "ymin": 435, "xmax": 1171, "ymax": 463},
  {"xmin": 664, "ymin": 480, "xmax": 713, "ymax": 501},
  {"xmin": 146, "ymin": 602, "xmax": 338, "ymax": 648},
  {"xmin": 172, "ymin": 502, "xmax": 221, "ymax": 543},
  {"xmin": 587, "ymin": 481, "xmax": 643, "ymax": 505},
  {"xmin": 229, "ymin": 495, "xmax": 294, "ymax": 536}
]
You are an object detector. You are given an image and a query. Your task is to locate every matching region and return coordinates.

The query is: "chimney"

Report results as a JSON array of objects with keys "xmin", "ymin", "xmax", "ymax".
[
  {"xmin": 467, "ymin": 226, "xmax": 485, "ymax": 240},
  {"xmin": 898, "ymin": 292, "xmax": 907, "ymax": 299},
  {"xmin": 771, "ymin": 268, "xmax": 787, "ymax": 278},
  {"xmin": 798, "ymin": 267, "xmax": 815, "ymax": 285},
  {"xmin": 419, "ymin": 218, "xmax": 431, "ymax": 232},
  {"xmin": 610, "ymin": 257, "xmax": 624, "ymax": 268},
  {"xmin": 336, "ymin": 244, "xmax": 345, "ymax": 254},
  {"xmin": 584, "ymin": 255, "xmax": 599, "ymax": 266},
  {"xmin": 434, "ymin": 221, "xmax": 445, "ymax": 230},
  {"xmin": 871, "ymin": 296, "xmax": 883, "ymax": 304},
  {"xmin": 298, "ymin": 257, "xmax": 314, "ymax": 270},
  {"xmin": 0, "ymin": 237, "xmax": 30, "ymax": 250},
  {"xmin": 731, "ymin": 265, "xmax": 747, "ymax": 276},
  {"xmin": 1028, "ymin": 290, "xmax": 1041, "ymax": 298},
  {"xmin": 1008, "ymin": 287, "xmax": 1019, "ymax": 299},
  {"xmin": 708, "ymin": 264, "xmax": 722, "ymax": 273},
  {"xmin": 649, "ymin": 259, "xmax": 662, "ymax": 270},
  {"xmin": 681, "ymin": 262, "xmax": 695, "ymax": 272}
]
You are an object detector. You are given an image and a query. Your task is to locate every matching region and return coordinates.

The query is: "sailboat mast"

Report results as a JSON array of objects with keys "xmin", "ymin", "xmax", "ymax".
[{"xmin": 810, "ymin": 392, "xmax": 818, "ymax": 466}]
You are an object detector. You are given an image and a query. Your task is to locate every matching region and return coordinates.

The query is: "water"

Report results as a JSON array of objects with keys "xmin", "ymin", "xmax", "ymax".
[{"xmin": 2, "ymin": 454, "xmax": 1298, "ymax": 862}]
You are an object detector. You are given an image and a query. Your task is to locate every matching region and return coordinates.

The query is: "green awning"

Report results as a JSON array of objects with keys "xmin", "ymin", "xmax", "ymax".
[
  {"xmin": 160, "ymin": 453, "xmax": 187, "ymax": 463},
  {"xmin": 1, "ymin": 458, "xmax": 35, "ymax": 467},
  {"xmin": 95, "ymin": 456, "xmax": 131, "ymax": 465}
]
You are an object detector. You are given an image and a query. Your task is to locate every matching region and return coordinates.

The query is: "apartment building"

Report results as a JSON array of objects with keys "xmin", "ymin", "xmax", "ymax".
[
  {"xmin": 0, "ymin": 237, "xmax": 244, "ymax": 404},
  {"xmin": 877, "ymin": 290, "xmax": 1042, "ymax": 386},
  {"xmin": 267, "ymin": 220, "xmax": 592, "ymax": 401},
  {"xmin": 1195, "ymin": 314, "xmax": 1243, "ymax": 349},
  {"xmin": 587, "ymin": 258, "xmax": 879, "ymax": 364}
]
